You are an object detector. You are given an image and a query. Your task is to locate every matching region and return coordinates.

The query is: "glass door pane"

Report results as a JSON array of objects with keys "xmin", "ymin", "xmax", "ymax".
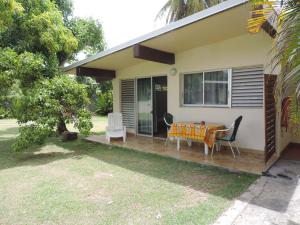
[{"xmin": 137, "ymin": 78, "xmax": 152, "ymax": 135}]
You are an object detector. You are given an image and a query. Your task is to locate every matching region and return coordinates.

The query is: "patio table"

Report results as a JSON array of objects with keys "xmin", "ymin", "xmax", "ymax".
[{"xmin": 168, "ymin": 121, "xmax": 225, "ymax": 155}]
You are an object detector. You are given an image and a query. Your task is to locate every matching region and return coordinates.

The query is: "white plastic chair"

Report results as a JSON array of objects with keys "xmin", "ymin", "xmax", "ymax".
[{"xmin": 106, "ymin": 113, "xmax": 126, "ymax": 143}]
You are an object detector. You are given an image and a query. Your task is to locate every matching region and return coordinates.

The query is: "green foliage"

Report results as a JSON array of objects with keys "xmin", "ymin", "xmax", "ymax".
[
  {"xmin": 96, "ymin": 91, "xmax": 113, "ymax": 116},
  {"xmin": 0, "ymin": 0, "xmax": 23, "ymax": 32},
  {"xmin": 16, "ymin": 52, "xmax": 46, "ymax": 88},
  {"xmin": 0, "ymin": 49, "xmax": 19, "ymax": 119},
  {"xmin": 0, "ymin": 106, "xmax": 12, "ymax": 119},
  {"xmin": 75, "ymin": 78, "xmax": 113, "ymax": 114},
  {"xmin": 16, "ymin": 76, "xmax": 92, "ymax": 128},
  {"xmin": 52, "ymin": 0, "xmax": 73, "ymax": 22},
  {"xmin": 0, "ymin": 48, "xmax": 48, "ymax": 90},
  {"xmin": 69, "ymin": 17, "xmax": 106, "ymax": 56},
  {"xmin": 75, "ymin": 76, "xmax": 99, "ymax": 111},
  {"xmin": 76, "ymin": 76, "xmax": 99, "ymax": 98},
  {"xmin": 98, "ymin": 80, "xmax": 112, "ymax": 93},
  {"xmin": 22, "ymin": 4, "xmax": 77, "ymax": 55},
  {"xmin": 0, "ymin": 48, "xmax": 17, "ymax": 97},
  {"xmin": 0, "ymin": 0, "xmax": 105, "ymax": 151},
  {"xmin": 12, "ymin": 125, "xmax": 51, "ymax": 151},
  {"xmin": 0, "ymin": 0, "xmax": 78, "ymax": 68},
  {"xmin": 250, "ymin": 1, "xmax": 300, "ymax": 125},
  {"xmin": 277, "ymin": 1, "xmax": 300, "ymax": 104},
  {"xmin": 13, "ymin": 76, "xmax": 93, "ymax": 151},
  {"xmin": 74, "ymin": 108, "xmax": 93, "ymax": 135},
  {"xmin": 289, "ymin": 95, "xmax": 300, "ymax": 131},
  {"xmin": 156, "ymin": 0, "xmax": 227, "ymax": 23},
  {"xmin": 51, "ymin": 0, "xmax": 105, "ymax": 61}
]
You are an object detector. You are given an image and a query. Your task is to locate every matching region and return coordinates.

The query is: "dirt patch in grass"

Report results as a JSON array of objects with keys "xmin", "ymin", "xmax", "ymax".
[
  {"xmin": 180, "ymin": 186, "xmax": 209, "ymax": 208},
  {"xmin": 86, "ymin": 189, "xmax": 112, "ymax": 204},
  {"xmin": 94, "ymin": 171, "xmax": 114, "ymax": 179}
]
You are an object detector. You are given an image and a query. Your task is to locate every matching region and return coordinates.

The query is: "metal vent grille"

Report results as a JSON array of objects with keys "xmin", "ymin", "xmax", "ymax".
[
  {"xmin": 121, "ymin": 79, "xmax": 136, "ymax": 129},
  {"xmin": 232, "ymin": 66, "xmax": 264, "ymax": 108}
]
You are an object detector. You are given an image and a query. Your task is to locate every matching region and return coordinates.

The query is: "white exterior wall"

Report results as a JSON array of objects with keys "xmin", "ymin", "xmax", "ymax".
[{"xmin": 113, "ymin": 33, "xmax": 274, "ymax": 151}]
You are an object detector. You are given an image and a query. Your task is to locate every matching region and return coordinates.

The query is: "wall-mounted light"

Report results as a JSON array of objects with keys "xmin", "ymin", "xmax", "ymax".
[{"xmin": 169, "ymin": 68, "xmax": 177, "ymax": 76}]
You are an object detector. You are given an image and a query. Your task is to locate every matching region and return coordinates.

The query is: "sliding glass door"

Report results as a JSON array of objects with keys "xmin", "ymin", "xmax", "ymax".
[
  {"xmin": 137, "ymin": 78, "xmax": 152, "ymax": 135},
  {"xmin": 152, "ymin": 76, "xmax": 168, "ymax": 138}
]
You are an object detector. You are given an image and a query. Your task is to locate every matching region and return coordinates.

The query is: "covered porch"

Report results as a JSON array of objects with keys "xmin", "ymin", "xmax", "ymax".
[{"xmin": 85, "ymin": 134, "xmax": 265, "ymax": 175}]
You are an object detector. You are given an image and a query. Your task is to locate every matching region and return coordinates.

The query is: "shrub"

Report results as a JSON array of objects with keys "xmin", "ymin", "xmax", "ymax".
[
  {"xmin": 12, "ymin": 125, "xmax": 52, "ymax": 152},
  {"xmin": 95, "ymin": 91, "xmax": 113, "ymax": 115},
  {"xmin": 0, "ymin": 107, "xmax": 11, "ymax": 119}
]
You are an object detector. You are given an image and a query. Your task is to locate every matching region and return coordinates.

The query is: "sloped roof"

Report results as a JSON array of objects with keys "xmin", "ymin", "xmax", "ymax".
[{"xmin": 64, "ymin": 0, "xmax": 252, "ymax": 73}]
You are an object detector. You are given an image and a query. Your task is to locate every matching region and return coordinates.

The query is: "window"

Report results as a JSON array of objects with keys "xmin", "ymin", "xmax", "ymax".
[{"xmin": 182, "ymin": 69, "xmax": 230, "ymax": 106}]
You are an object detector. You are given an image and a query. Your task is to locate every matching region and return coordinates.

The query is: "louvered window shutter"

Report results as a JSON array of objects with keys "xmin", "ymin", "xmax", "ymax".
[
  {"xmin": 231, "ymin": 66, "xmax": 264, "ymax": 108},
  {"xmin": 121, "ymin": 79, "xmax": 136, "ymax": 129}
]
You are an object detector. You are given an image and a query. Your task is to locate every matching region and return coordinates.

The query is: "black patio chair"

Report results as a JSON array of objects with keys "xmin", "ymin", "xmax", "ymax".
[{"xmin": 211, "ymin": 116, "xmax": 243, "ymax": 158}]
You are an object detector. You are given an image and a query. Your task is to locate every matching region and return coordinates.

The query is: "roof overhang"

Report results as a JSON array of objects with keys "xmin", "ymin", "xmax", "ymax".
[{"xmin": 63, "ymin": 0, "xmax": 275, "ymax": 79}]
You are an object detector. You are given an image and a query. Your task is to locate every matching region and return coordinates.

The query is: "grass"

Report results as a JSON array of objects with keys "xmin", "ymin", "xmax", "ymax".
[{"xmin": 0, "ymin": 117, "xmax": 257, "ymax": 225}]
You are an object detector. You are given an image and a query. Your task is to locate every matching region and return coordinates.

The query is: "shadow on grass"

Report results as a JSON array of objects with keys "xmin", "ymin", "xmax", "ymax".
[
  {"xmin": 0, "ymin": 134, "xmax": 258, "ymax": 202},
  {"xmin": 0, "ymin": 126, "xmax": 19, "ymax": 136}
]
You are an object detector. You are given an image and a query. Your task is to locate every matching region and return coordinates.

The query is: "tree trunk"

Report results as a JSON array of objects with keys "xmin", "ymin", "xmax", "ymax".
[{"xmin": 57, "ymin": 118, "xmax": 68, "ymax": 134}]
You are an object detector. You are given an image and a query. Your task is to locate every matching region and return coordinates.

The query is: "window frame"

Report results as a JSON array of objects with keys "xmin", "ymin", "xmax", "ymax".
[{"xmin": 181, "ymin": 68, "xmax": 232, "ymax": 108}]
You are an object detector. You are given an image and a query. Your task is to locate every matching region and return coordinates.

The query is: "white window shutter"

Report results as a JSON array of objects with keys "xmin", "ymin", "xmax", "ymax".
[
  {"xmin": 121, "ymin": 79, "xmax": 136, "ymax": 129},
  {"xmin": 231, "ymin": 65, "xmax": 264, "ymax": 108}
]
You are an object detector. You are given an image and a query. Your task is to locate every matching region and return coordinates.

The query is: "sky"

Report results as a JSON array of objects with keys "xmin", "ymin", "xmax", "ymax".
[{"xmin": 72, "ymin": 0, "xmax": 167, "ymax": 48}]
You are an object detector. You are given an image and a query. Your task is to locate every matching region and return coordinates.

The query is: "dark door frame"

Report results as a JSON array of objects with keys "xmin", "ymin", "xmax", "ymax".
[
  {"xmin": 152, "ymin": 76, "xmax": 168, "ymax": 138},
  {"xmin": 264, "ymin": 74, "xmax": 277, "ymax": 163}
]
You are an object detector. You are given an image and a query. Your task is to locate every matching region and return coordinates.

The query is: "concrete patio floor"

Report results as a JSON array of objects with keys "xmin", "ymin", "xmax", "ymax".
[
  {"xmin": 85, "ymin": 134, "xmax": 265, "ymax": 174},
  {"xmin": 214, "ymin": 159, "xmax": 300, "ymax": 225}
]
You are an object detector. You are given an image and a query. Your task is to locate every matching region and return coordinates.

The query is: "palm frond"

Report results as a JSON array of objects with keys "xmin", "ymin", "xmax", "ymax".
[
  {"xmin": 249, "ymin": 0, "xmax": 300, "ymax": 128},
  {"xmin": 187, "ymin": 0, "xmax": 205, "ymax": 15},
  {"xmin": 155, "ymin": 0, "xmax": 172, "ymax": 21},
  {"xmin": 284, "ymin": 63, "xmax": 300, "ymax": 83},
  {"xmin": 156, "ymin": 0, "xmax": 227, "ymax": 24},
  {"xmin": 248, "ymin": 2, "xmax": 275, "ymax": 33}
]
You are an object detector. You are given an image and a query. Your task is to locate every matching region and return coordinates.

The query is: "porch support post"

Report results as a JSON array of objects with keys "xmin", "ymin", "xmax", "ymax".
[{"xmin": 133, "ymin": 44, "xmax": 175, "ymax": 65}]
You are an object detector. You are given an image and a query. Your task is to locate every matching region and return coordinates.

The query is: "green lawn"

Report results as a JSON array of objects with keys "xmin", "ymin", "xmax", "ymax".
[{"xmin": 0, "ymin": 118, "xmax": 257, "ymax": 225}]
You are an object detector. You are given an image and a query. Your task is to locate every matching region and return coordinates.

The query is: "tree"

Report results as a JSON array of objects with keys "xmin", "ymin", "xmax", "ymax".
[
  {"xmin": 69, "ymin": 17, "xmax": 106, "ymax": 57},
  {"xmin": 0, "ymin": 0, "xmax": 105, "ymax": 151},
  {"xmin": 53, "ymin": 0, "xmax": 108, "ymax": 114},
  {"xmin": 156, "ymin": 0, "xmax": 226, "ymax": 23},
  {"xmin": 52, "ymin": 0, "xmax": 73, "ymax": 23},
  {"xmin": 0, "ymin": 48, "xmax": 18, "ymax": 118},
  {"xmin": 13, "ymin": 76, "xmax": 92, "ymax": 151},
  {"xmin": 0, "ymin": 0, "xmax": 23, "ymax": 32},
  {"xmin": 248, "ymin": 0, "xmax": 300, "ymax": 127},
  {"xmin": 0, "ymin": 0, "xmax": 78, "ymax": 72},
  {"xmin": 51, "ymin": 0, "xmax": 106, "ymax": 63}
]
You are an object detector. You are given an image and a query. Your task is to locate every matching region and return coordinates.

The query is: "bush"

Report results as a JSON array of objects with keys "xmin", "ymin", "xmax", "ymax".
[
  {"xmin": 95, "ymin": 91, "xmax": 113, "ymax": 115},
  {"xmin": 12, "ymin": 125, "xmax": 52, "ymax": 152},
  {"xmin": 0, "ymin": 106, "xmax": 12, "ymax": 119}
]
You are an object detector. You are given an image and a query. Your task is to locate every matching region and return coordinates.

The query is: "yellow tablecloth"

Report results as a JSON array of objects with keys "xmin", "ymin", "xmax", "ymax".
[{"xmin": 168, "ymin": 122, "xmax": 225, "ymax": 148}]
